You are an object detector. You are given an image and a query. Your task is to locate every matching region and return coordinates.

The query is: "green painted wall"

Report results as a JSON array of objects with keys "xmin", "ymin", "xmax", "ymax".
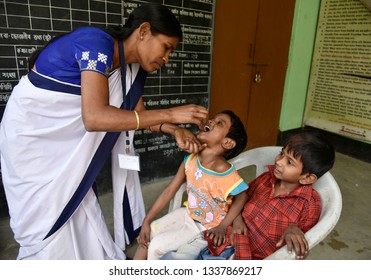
[{"xmin": 279, "ymin": 0, "xmax": 321, "ymax": 131}]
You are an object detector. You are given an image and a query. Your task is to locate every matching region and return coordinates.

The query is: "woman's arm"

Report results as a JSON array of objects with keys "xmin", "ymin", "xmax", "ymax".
[
  {"xmin": 81, "ymin": 71, "xmax": 208, "ymax": 132},
  {"xmin": 135, "ymin": 97, "xmax": 207, "ymax": 153}
]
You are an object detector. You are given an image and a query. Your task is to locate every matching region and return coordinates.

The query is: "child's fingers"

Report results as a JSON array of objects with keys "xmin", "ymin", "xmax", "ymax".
[{"xmin": 213, "ymin": 233, "xmax": 226, "ymax": 247}]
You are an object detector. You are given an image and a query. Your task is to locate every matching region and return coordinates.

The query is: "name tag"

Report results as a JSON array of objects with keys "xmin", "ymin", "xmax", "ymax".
[{"xmin": 118, "ymin": 153, "xmax": 140, "ymax": 171}]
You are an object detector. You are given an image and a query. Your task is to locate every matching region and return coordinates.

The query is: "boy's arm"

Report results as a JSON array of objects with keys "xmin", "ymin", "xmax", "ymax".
[
  {"xmin": 219, "ymin": 191, "xmax": 248, "ymax": 229},
  {"xmin": 137, "ymin": 161, "xmax": 186, "ymax": 244},
  {"xmin": 143, "ymin": 161, "xmax": 186, "ymax": 223},
  {"xmin": 273, "ymin": 191, "xmax": 321, "ymax": 259},
  {"xmin": 206, "ymin": 191, "xmax": 248, "ymax": 247},
  {"xmin": 274, "ymin": 189, "xmax": 322, "ymax": 259},
  {"xmin": 276, "ymin": 224, "xmax": 309, "ymax": 259}
]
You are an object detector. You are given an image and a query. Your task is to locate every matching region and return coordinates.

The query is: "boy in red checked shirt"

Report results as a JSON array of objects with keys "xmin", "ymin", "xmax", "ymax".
[{"xmin": 203, "ymin": 129, "xmax": 335, "ymax": 260}]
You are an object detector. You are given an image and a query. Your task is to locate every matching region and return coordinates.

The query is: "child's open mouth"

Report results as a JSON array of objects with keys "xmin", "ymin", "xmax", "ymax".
[{"xmin": 204, "ymin": 125, "xmax": 211, "ymax": 132}]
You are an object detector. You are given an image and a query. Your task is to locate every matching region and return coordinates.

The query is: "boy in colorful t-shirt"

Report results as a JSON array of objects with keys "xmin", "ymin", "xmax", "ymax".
[{"xmin": 134, "ymin": 110, "xmax": 248, "ymax": 260}]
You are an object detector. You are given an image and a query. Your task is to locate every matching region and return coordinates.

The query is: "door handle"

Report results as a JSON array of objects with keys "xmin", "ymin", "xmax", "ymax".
[{"xmin": 254, "ymin": 73, "xmax": 261, "ymax": 83}]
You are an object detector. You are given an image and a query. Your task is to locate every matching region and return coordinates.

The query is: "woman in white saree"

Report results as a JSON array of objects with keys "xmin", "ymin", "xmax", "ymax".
[{"xmin": 0, "ymin": 3, "xmax": 208, "ymax": 260}]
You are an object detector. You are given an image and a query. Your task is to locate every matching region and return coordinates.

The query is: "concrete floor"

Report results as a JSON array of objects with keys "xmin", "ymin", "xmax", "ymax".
[{"xmin": 0, "ymin": 152, "xmax": 370, "ymax": 260}]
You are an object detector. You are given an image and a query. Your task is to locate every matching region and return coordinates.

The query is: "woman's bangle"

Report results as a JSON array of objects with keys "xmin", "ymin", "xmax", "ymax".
[
  {"xmin": 159, "ymin": 123, "xmax": 165, "ymax": 134},
  {"xmin": 133, "ymin": 110, "xmax": 140, "ymax": 130}
]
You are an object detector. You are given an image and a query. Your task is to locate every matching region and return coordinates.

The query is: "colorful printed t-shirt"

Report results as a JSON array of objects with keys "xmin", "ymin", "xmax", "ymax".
[{"xmin": 184, "ymin": 154, "xmax": 248, "ymax": 229}]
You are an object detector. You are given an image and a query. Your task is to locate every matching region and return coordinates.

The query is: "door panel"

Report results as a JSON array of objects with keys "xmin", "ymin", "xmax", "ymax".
[
  {"xmin": 247, "ymin": 0, "xmax": 296, "ymax": 147},
  {"xmin": 210, "ymin": 0, "xmax": 296, "ymax": 149},
  {"xmin": 209, "ymin": 0, "xmax": 259, "ymax": 125}
]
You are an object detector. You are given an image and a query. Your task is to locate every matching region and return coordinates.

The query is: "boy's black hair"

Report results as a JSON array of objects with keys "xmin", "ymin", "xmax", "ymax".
[
  {"xmin": 221, "ymin": 110, "xmax": 248, "ymax": 160},
  {"xmin": 284, "ymin": 129, "xmax": 335, "ymax": 178}
]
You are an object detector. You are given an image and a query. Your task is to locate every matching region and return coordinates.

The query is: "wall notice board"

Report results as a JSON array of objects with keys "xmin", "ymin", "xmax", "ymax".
[
  {"xmin": 0, "ymin": 0, "xmax": 214, "ymax": 181},
  {"xmin": 304, "ymin": 0, "xmax": 371, "ymax": 143}
]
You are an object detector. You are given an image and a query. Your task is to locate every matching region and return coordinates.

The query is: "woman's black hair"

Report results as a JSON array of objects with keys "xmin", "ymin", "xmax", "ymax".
[
  {"xmin": 28, "ymin": 3, "xmax": 182, "ymax": 71},
  {"xmin": 105, "ymin": 3, "xmax": 183, "ymax": 41},
  {"xmin": 222, "ymin": 110, "xmax": 248, "ymax": 160}
]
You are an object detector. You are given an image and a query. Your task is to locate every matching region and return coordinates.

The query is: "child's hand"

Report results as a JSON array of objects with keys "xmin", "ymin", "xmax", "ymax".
[
  {"xmin": 230, "ymin": 215, "xmax": 248, "ymax": 246},
  {"xmin": 174, "ymin": 127, "xmax": 207, "ymax": 154},
  {"xmin": 276, "ymin": 224, "xmax": 309, "ymax": 259},
  {"xmin": 206, "ymin": 225, "xmax": 227, "ymax": 247},
  {"xmin": 232, "ymin": 215, "xmax": 247, "ymax": 235},
  {"xmin": 136, "ymin": 222, "xmax": 151, "ymax": 249}
]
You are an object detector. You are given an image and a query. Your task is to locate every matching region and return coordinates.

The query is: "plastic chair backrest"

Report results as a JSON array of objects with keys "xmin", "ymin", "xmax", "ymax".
[
  {"xmin": 168, "ymin": 146, "xmax": 342, "ymax": 259},
  {"xmin": 229, "ymin": 146, "xmax": 281, "ymax": 177}
]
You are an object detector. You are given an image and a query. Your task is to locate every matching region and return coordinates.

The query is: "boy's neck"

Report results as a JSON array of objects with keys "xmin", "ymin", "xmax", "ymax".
[
  {"xmin": 273, "ymin": 180, "xmax": 301, "ymax": 197},
  {"xmin": 197, "ymin": 151, "xmax": 230, "ymax": 173}
]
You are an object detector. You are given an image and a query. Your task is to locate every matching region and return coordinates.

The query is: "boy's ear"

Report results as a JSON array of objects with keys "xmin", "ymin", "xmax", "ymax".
[
  {"xmin": 222, "ymin": 137, "xmax": 236, "ymax": 150},
  {"xmin": 299, "ymin": 173, "xmax": 318, "ymax": 185}
]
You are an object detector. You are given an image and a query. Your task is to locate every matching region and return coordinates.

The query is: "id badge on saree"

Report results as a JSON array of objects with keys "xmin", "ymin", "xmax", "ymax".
[
  {"xmin": 118, "ymin": 152, "xmax": 140, "ymax": 171},
  {"xmin": 118, "ymin": 130, "xmax": 140, "ymax": 171}
]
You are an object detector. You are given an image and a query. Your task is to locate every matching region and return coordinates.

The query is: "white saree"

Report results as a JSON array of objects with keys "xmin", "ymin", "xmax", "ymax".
[{"xmin": 0, "ymin": 66, "xmax": 145, "ymax": 259}]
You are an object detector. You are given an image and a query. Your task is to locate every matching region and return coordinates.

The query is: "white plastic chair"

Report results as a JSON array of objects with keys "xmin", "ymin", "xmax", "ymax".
[{"xmin": 168, "ymin": 146, "xmax": 342, "ymax": 260}]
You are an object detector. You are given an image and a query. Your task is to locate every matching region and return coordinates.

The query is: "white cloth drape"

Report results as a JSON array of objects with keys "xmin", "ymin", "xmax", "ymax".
[{"xmin": 0, "ymin": 66, "xmax": 145, "ymax": 259}]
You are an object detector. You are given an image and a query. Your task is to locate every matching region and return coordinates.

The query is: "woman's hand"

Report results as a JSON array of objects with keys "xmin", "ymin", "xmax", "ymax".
[
  {"xmin": 168, "ymin": 104, "xmax": 208, "ymax": 128},
  {"xmin": 173, "ymin": 127, "xmax": 206, "ymax": 154}
]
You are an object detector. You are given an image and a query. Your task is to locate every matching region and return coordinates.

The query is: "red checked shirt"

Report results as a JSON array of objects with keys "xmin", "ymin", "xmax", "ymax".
[{"xmin": 204, "ymin": 165, "xmax": 321, "ymax": 259}]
